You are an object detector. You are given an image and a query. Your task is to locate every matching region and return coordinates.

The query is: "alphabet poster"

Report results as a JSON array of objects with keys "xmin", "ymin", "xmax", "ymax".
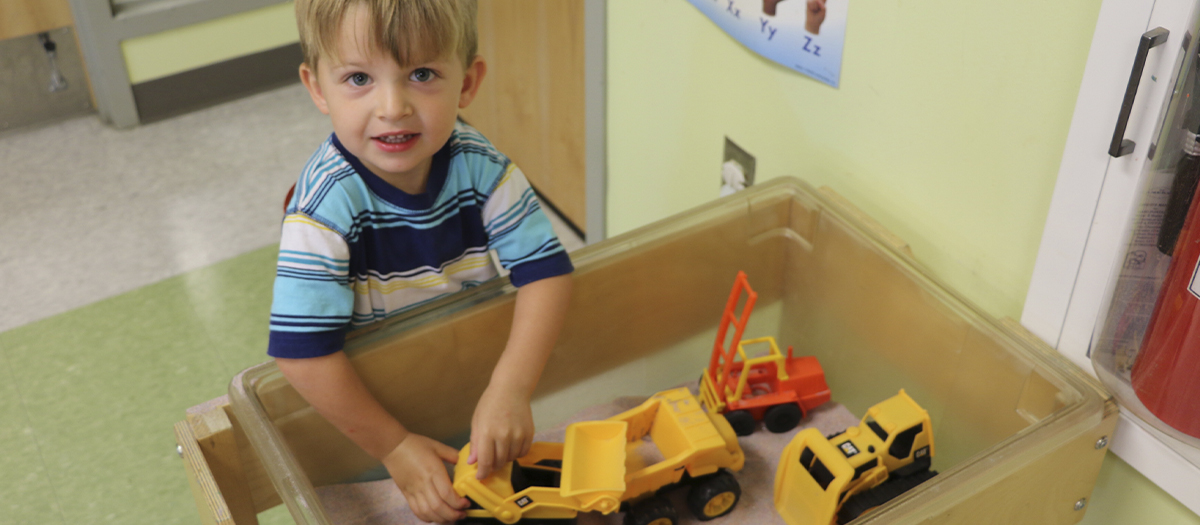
[{"xmin": 687, "ymin": 0, "xmax": 848, "ymax": 88}]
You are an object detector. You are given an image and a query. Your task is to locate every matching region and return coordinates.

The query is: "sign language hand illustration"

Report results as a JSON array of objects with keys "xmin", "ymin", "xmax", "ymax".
[{"xmin": 806, "ymin": 0, "xmax": 827, "ymax": 34}]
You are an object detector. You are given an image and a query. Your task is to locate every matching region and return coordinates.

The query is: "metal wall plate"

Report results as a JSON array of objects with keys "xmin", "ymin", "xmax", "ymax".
[{"xmin": 723, "ymin": 136, "xmax": 757, "ymax": 187}]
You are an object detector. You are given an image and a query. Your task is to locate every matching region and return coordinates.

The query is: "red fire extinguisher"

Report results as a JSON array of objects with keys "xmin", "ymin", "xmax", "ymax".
[{"xmin": 1134, "ymin": 130, "xmax": 1200, "ymax": 439}]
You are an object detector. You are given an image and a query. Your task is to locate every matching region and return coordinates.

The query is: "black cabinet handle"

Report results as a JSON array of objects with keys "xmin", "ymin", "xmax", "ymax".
[{"xmin": 1110, "ymin": 27, "xmax": 1170, "ymax": 157}]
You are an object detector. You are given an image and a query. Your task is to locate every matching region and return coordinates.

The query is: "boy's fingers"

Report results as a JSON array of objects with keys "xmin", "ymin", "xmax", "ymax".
[
  {"xmin": 434, "ymin": 441, "xmax": 459, "ymax": 464},
  {"xmin": 491, "ymin": 439, "xmax": 506, "ymax": 472},
  {"xmin": 428, "ymin": 495, "xmax": 462, "ymax": 524},
  {"xmin": 492, "ymin": 439, "xmax": 508, "ymax": 466},
  {"xmin": 511, "ymin": 433, "xmax": 525, "ymax": 460},
  {"xmin": 475, "ymin": 440, "xmax": 494, "ymax": 479},
  {"xmin": 414, "ymin": 486, "xmax": 457, "ymax": 524},
  {"xmin": 506, "ymin": 438, "xmax": 523, "ymax": 465},
  {"xmin": 408, "ymin": 494, "xmax": 431, "ymax": 523},
  {"xmin": 434, "ymin": 472, "xmax": 468, "ymax": 510}
]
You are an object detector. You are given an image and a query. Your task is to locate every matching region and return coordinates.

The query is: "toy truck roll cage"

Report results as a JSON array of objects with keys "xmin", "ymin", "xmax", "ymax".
[{"xmin": 699, "ymin": 271, "xmax": 831, "ymax": 436}]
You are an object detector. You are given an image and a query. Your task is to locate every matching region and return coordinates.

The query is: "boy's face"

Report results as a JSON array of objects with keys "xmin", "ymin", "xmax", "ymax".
[{"xmin": 299, "ymin": 4, "xmax": 485, "ymax": 190}]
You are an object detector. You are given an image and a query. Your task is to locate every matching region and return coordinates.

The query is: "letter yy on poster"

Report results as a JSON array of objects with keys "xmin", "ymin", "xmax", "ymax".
[{"xmin": 687, "ymin": 0, "xmax": 848, "ymax": 88}]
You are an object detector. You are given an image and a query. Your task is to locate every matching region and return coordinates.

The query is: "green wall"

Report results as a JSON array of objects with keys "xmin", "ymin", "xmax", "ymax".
[
  {"xmin": 606, "ymin": 1, "xmax": 1200, "ymax": 524},
  {"xmin": 121, "ymin": 2, "xmax": 298, "ymax": 84},
  {"xmin": 608, "ymin": 0, "xmax": 1097, "ymax": 319}
]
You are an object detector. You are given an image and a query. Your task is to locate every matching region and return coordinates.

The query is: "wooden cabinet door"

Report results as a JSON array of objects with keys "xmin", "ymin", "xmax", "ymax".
[
  {"xmin": 462, "ymin": 0, "xmax": 587, "ymax": 232},
  {"xmin": 0, "ymin": 0, "xmax": 72, "ymax": 41}
]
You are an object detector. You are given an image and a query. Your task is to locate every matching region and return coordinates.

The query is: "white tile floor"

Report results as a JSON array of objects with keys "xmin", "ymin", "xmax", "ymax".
[{"xmin": 0, "ymin": 83, "xmax": 584, "ymax": 332}]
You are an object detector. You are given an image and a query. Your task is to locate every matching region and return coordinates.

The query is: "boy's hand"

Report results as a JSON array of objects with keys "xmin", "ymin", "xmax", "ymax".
[
  {"xmin": 468, "ymin": 385, "xmax": 534, "ymax": 480},
  {"xmin": 384, "ymin": 433, "xmax": 468, "ymax": 523}
]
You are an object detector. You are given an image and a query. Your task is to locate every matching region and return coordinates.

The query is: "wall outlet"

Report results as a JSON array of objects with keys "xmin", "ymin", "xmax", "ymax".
[{"xmin": 723, "ymin": 136, "xmax": 756, "ymax": 187}]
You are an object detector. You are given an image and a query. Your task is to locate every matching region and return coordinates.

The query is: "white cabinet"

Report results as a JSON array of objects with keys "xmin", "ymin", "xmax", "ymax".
[{"xmin": 1024, "ymin": 0, "xmax": 1200, "ymax": 513}]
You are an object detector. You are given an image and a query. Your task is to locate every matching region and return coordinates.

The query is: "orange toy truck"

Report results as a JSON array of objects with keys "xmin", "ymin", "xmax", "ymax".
[{"xmin": 699, "ymin": 272, "xmax": 831, "ymax": 436}]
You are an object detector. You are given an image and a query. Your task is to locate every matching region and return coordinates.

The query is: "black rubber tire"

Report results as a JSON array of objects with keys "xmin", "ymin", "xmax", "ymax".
[
  {"xmin": 686, "ymin": 470, "xmax": 742, "ymax": 521},
  {"xmin": 459, "ymin": 518, "xmax": 577, "ymax": 525},
  {"xmin": 836, "ymin": 470, "xmax": 938, "ymax": 524},
  {"xmin": 623, "ymin": 495, "xmax": 678, "ymax": 525},
  {"xmin": 724, "ymin": 410, "xmax": 756, "ymax": 436},
  {"xmin": 764, "ymin": 403, "xmax": 804, "ymax": 433}
]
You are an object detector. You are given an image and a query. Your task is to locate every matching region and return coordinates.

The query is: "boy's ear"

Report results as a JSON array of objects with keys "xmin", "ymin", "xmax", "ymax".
[
  {"xmin": 458, "ymin": 56, "xmax": 487, "ymax": 109},
  {"xmin": 299, "ymin": 63, "xmax": 331, "ymax": 115}
]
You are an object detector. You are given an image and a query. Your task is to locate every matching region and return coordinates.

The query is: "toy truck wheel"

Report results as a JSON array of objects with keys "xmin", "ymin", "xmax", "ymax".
[
  {"xmin": 724, "ymin": 410, "xmax": 755, "ymax": 436},
  {"xmin": 458, "ymin": 519, "xmax": 577, "ymax": 525},
  {"xmin": 835, "ymin": 470, "xmax": 938, "ymax": 524},
  {"xmin": 522, "ymin": 520, "xmax": 578, "ymax": 525},
  {"xmin": 686, "ymin": 470, "xmax": 741, "ymax": 521},
  {"xmin": 623, "ymin": 495, "xmax": 677, "ymax": 525},
  {"xmin": 764, "ymin": 403, "xmax": 803, "ymax": 433}
]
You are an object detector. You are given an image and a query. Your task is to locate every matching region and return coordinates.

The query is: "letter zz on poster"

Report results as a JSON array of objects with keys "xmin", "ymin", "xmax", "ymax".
[{"xmin": 687, "ymin": 0, "xmax": 848, "ymax": 88}]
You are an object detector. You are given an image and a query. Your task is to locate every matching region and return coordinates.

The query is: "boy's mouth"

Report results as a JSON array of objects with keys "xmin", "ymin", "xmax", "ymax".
[
  {"xmin": 372, "ymin": 132, "xmax": 420, "ymax": 153},
  {"xmin": 373, "ymin": 133, "xmax": 418, "ymax": 144}
]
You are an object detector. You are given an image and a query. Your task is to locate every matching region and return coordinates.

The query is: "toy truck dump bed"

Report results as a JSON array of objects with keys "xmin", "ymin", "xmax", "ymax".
[{"xmin": 453, "ymin": 388, "xmax": 745, "ymax": 525}]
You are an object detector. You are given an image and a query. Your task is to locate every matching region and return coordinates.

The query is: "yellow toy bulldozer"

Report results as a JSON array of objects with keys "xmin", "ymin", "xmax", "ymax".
[
  {"xmin": 774, "ymin": 390, "xmax": 936, "ymax": 525},
  {"xmin": 454, "ymin": 387, "xmax": 746, "ymax": 525}
]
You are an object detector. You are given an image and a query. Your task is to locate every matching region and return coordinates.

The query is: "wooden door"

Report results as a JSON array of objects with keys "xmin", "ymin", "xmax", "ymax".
[
  {"xmin": 463, "ymin": 0, "xmax": 587, "ymax": 232},
  {"xmin": 0, "ymin": 0, "xmax": 72, "ymax": 40}
]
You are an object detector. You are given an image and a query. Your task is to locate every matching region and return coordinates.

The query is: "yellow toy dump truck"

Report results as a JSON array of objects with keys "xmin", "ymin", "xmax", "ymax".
[
  {"xmin": 453, "ymin": 387, "xmax": 745, "ymax": 525},
  {"xmin": 774, "ymin": 390, "xmax": 936, "ymax": 525}
]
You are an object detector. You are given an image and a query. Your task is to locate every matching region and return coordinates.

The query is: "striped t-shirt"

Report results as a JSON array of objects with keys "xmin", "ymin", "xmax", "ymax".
[{"xmin": 267, "ymin": 124, "xmax": 573, "ymax": 358}]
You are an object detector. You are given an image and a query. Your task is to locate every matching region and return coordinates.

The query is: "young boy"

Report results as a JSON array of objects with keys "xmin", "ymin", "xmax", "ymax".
[{"xmin": 269, "ymin": 1, "xmax": 573, "ymax": 522}]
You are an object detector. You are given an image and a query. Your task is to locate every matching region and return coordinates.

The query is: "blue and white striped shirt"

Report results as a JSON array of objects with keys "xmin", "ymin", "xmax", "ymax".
[{"xmin": 268, "ymin": 123, "xmax": 573, "ymax": 358}]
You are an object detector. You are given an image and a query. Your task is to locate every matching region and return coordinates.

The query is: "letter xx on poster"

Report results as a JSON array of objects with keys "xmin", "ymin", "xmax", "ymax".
[{"xmin": 687, "ymin": 0, "xmax": 848, "ymax": 88}]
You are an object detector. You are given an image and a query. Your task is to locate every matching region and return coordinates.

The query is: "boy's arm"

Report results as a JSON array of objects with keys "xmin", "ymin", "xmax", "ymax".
[
  {"xmin": 276, "ymin": 353, "xmax": 468, "ymax": 522},
  {"xmin": 469, "ymin": 273, "xmax": 572, "ymax": 479},
  {"xmin": 276, "ymin": 352, "xmax": 407, "ymax": 458}
]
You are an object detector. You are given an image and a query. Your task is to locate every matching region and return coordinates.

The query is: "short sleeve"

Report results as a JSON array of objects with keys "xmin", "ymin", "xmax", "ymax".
[
  {"xmin": 267, "ymin": 213, "xmax": 355, "ymax": 358},
  {"xmin": 481, "ymin": 163, "xmax": 574, "ymax": 287}
]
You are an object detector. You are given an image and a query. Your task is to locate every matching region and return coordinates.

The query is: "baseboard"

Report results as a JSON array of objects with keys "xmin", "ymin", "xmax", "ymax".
[{"xmin": 131, "ymin": 43, "xmax": 302, "ymax": 124}]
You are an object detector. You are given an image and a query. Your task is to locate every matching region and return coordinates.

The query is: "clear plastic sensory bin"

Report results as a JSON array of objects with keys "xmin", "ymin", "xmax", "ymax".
[{"xmin": 218, "ymin": 177, "xmax": 1116, "ymax": 525}]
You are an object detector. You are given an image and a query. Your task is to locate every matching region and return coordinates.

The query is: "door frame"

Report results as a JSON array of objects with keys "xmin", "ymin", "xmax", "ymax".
[
  {"xmin": 585, "ymin": 0, "xmax": 607, "ymax": 244},
  {"xmin": 68, "ymin": 0, "xmax": 293, "ymax": 128}
]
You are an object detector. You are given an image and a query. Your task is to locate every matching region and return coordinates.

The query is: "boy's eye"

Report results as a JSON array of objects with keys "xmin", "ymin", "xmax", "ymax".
[
  {"xmin": 410, "ymin": 68, "xmax": 436, "ymax": 82},
  {"xmin": 348, "ymin": 73, "xmax": 370, "ymax": 86}
]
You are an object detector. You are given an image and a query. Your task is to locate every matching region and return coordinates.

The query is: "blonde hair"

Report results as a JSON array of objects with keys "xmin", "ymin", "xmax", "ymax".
[{"xmin": 296, "ymin": 0, "xmax": 477, "ymax": 69}]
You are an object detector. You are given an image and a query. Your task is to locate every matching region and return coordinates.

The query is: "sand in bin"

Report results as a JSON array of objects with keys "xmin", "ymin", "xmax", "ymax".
[{"xmin": 317, "ymin": 389, "xmax": 859, "ymax": 525}]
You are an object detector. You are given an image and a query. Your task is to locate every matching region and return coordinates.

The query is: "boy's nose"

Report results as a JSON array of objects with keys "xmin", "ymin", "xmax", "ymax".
[{"xmin": 378, "ymin": 85, "xmax": 412, "ymax": 121}]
